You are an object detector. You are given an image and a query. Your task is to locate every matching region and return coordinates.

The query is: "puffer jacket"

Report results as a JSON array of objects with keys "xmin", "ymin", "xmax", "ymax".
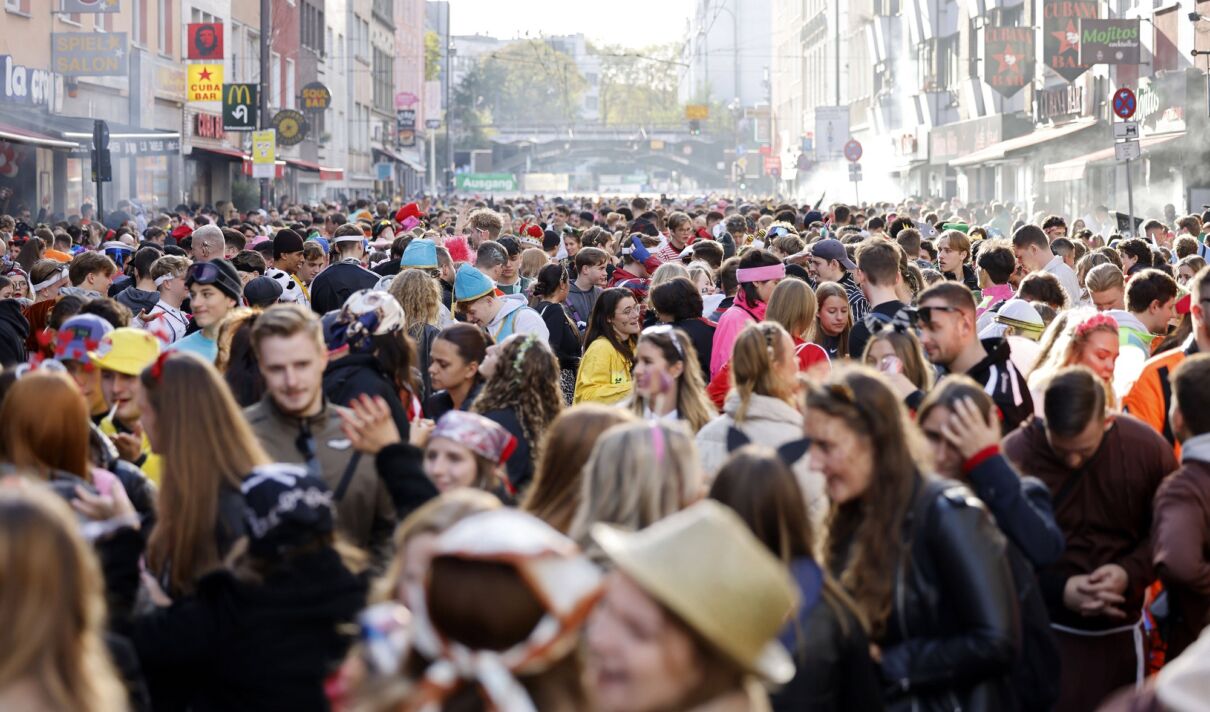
[
  {"xmin": 964, "ymin": 337, "xmax": 1033, "ymax": 434},
  {"xmin": 873, "ymin": 476, "xmax": 1020, "ymax": 712},
  {"xmin": 697, "ymin": 393, "xmax": 827, "ymax": 525}
]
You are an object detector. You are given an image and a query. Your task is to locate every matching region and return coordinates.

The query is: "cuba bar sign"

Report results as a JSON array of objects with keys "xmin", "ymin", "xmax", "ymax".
[
  {"xmin": 1044, "ymin": 0, "xmax": 1098, "ymax": 82},
  {"xmin": 52, "ymin": 32, "xmax": 128, "ymax": 76},
  {"xmin": 983, "ymin": 26, "xmax": 1034, "ymax": 99}
]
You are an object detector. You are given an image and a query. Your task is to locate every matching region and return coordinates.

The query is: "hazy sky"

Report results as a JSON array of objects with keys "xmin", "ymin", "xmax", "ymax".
[{"xmin": 447, "ymin": 0, "xmax": 695, "ymax": 48}]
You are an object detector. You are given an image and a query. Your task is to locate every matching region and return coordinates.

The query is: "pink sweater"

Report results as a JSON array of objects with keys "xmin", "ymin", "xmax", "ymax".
[{"xmin": 710, "ymin": 291, "xmax": 766, "ymax": 379}]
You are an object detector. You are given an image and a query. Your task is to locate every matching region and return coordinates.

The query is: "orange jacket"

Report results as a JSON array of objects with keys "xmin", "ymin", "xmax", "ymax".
[{"xmin": 1122, "ymin": 337, "xmax": 1199, "ymax": 456}]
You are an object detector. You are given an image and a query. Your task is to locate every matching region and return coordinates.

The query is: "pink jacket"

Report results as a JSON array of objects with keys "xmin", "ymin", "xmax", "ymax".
[{"xmin": 710, "ymin": 291, "xmax": 766, "ymax": 379}]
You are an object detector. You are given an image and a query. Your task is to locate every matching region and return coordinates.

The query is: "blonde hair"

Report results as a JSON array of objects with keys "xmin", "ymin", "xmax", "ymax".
[
  {"xmin": 567, "ymin": 421, "xmax": 702, "ymax": 553},
  {"xmin": 1084, "ymin": 262, "xmax": 1125, "ymax": 294},
  {"xmin": 650, "ymin": 261, "xmax": 690, "ymax": 290},
  {"xmin": 0, "ymin": 483, "xmax": 126, "ymax": 712},
  {"xmin": 730, "ymin": 322, "xmax": 795, "ymax": 423},
  {"xmin": 388, "ymin": 269, "xmax": 440, "ymax": 331},
  {"xmin": 372, "ymin": 489, "xmax": 502, "ymax": 603},
  {"xmin": 520, "ymin": 248, "xmax": 549, "ymax": 279},
  {"xmin": 141, "ymin": 352, "xmax": 271, "ymax": 596},
  {"xmin": 629, "ymin": 328, "xmax": 716, "ymax": 433},
  {"xmin": 765, "ymin": 278, "xmax": 818, "ymax": 340}
]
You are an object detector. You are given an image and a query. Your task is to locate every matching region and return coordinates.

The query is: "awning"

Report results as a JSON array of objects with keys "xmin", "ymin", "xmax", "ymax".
[
  {"xmin": 373, "ymin": 146, "xmax": 425, "ymax": 173},
  {"xmin": 189, "ymin": 145, "xmax": 247, "ymax": 161},
  {"xmin": 285, "ymin": 158, "xmax": 321, "ymax": 172},
  {"xmin": 319, "ymin": 167, "xmax": 344, "ymax": 181},
  {"xmin": 0, "ymin": 122, "xmax": 79, "ymax": 149},
  {"xmin": 1043, "ymin": 132, "xmax": 1186, "ymax": 183},
  {"xmin": 949, "ymin": 118, "xmax": 1098, "ymax": 168}
]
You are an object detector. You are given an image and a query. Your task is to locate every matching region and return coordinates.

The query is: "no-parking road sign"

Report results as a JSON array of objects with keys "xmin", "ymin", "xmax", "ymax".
[
  {"xmin": 1113, "ymin": 88, "xmax": 1137, "ymax": 119},
  {"xmin": 843, "ymin": 139, "xmax": 863, "ymax": 163}
]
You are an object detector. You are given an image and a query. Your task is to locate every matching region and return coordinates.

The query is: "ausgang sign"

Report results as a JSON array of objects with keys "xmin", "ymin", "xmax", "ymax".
[{"xmin": 52, "ymin": 32, "xmax": 128, "ymax": 76}]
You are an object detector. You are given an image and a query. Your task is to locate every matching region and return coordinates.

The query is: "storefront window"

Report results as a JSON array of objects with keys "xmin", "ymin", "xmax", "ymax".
[
  {"xmin": 65, "ymin": 157, "xmax": 84, "ymax": 215},
  {"xmin": 136, "ymin": 155, "xmax": 169, "ymax": 206}
]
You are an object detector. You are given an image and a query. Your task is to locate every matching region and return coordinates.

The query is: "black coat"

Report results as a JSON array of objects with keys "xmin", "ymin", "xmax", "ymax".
[
  {"xmin": 323, "ymin": 353, "xmax": 410, "ymax": 438},
  {"xmin": 309, "ymin": 261, "xmax": 380, "ymax": 315},
  {"xmin": 669, "ymin": 317, "xmax": 716, "ymax": 383},
  {"xmin": 423, "ymin": 380, "xmax": 482, "ymax": 421},
  {"xmin": 535, "ymin": 300, "xmax": 581, "ymax": 372},
  {"xmin": 0, "ymin": 298, "xmax": 28, "ymax": 367},
  {"xmin": 773, "ymin": 558, "xmax": 884, "ymax": 712},
  {"xmin": 869, "ymin": 477, "xmax": 1020, "ymax": 712},
  {"xmin": 373, "ymin": 442, "xmax": 438, "ymax": 520},
  {"xmin": 964, "ymin": 338, "xmax": 1033, "ymax": 434},
  {"xmin": 481, "ymin": 405, "xmax": 533, "ymax": 493},
  {"xmin": 129, "ymin": 547, "xmax": 367, "ymax": 712}
]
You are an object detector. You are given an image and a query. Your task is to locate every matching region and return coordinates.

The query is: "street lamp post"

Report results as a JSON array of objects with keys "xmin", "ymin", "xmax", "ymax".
[{"xmin": 259, "ymin": 0, "xmax": 271, "ymax": 209}]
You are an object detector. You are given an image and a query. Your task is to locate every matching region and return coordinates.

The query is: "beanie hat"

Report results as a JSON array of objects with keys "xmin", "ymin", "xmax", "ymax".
[
  {"xmin": 454, "ymin": 264, "xmax": 494, "ymax": 303},
  {"xmin": 401, "ymin": 238, "xmax": 438, "ymax": 269},
  {"xmin": 186, "ymin": 258, "xmax": 243, "ymax": 303},
  {"xmin": 273, "ymin": 229, "xmax": 305, "ymax": 259},
  {"xmin": 241, "ymin": 464, "xmax": 334, "ymax": 559},
  {"xmin": 244, "ymin": 275, "xmax": 285, "ymax": 308}
]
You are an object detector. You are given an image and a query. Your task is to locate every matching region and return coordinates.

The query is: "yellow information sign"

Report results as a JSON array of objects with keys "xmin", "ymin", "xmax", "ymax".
[
  {"xmin": 685, "ymin": 104, "xmax": 709, "ymax": 120},
  {"xmin": 251, "ymin": 129, "xmax": 276, "ymax": 163}
]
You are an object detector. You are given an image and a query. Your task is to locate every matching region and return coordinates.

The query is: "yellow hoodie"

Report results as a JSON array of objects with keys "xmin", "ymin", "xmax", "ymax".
[
  {"xmin": 574, "ymin": 337, "xmax": 633, "ymax": 405},
  {"xmin": 100, "ymin": 416, "xmax": 162, "ymax": 486}
]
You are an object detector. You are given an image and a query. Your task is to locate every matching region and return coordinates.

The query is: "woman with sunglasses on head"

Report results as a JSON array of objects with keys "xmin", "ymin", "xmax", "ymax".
[
  {"xmin": 862, "ymin": 321, "xmax": 934, "ymax": 411},
  {"xmin": 630, "ymin": 324, "xmax": 716, "ymax": 433},
  {"xmin": 805, "ymin": 367, "xmax": 1019, "ymax": 712},
  {"xmin": 575, "ymin": 287, "xmax": 641, "ymax": 405},
  {"xmin": 170, "ymin": 258, "xmax": 244, "ymax": 363}
]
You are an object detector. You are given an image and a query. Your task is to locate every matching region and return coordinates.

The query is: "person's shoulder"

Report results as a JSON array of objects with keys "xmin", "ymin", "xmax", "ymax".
[{"xmin": 1113, "ymin": 413, "xmax": 1174, "ymax": 448}]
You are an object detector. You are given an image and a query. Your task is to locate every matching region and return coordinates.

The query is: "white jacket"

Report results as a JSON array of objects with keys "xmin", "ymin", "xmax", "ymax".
[
  {"xmin": 486, "ymin": 293, "xmax": 550, "ymax": 342},
  {"xmin": 696, "ymin": 392, "xmax": 827, "ymax": 527}
]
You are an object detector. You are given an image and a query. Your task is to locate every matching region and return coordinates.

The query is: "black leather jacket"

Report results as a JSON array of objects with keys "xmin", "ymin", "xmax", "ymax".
[{"xmin": 879, "ymin": 476, "xmax": 1021, "ymax": 712}]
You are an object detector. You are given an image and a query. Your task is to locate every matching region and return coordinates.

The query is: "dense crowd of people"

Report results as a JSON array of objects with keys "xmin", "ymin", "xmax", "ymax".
[{"xmin": 1, "ymin": 192, "xmax": 1210, "ymax": 711}]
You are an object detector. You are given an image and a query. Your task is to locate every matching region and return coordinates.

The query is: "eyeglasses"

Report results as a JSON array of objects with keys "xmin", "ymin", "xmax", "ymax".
[
  {"xmin": 915, "ymin": 305, "xmax": 963, "ymax": 329},
  {"xmin": 641, "ymin": 324, "xmax": 685, "ymax": 360},
  {"xmin": 186, "ymin": 261, "xmax": 221, "ymax": 285}
]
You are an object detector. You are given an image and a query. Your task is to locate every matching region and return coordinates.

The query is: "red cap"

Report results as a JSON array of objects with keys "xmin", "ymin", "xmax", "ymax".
[
  {"xmin": 395, "ymin": 202, "xmax": 422, "ymax": 224},
  {"xmin": 171, "ymin": 224, "xmax": 193, "ymax": 238},
  {"xmin": 1177, "ymin": 292, "xmax": 1191, "ymax": 316}
]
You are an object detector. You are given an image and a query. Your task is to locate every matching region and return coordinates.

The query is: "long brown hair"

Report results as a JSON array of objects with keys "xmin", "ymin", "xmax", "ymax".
[
  {"xmin": 729, "ymin": 322, "xmax": 795, "ymax": 423},
  {"xmin": 630, "ymin": 327, "xmax": 716, "ymax": 432},
  {"xmin": 0, "ymin": 484, "xmax": 126, "ymax": 712},
  {"xmin": 523, "ymin": 405, "xmax": 636, "ymax": 533},
  {"xmin": 472, "ymin": 335, "xmax": 564, "ymax": 462},
  {"xmin": 0, "ymin": 372, "xmax": 90, "ymax": 481},
  {"xmin": 142, "ymin": 352, "xmax": 271, "ymax": 596},
  {"xmin": 813, "ymin": 282, "xmax": 851, "ymax": 358},
  {"xmin": 582, "ymin": 288, "xmax": 637, "ymax": 366},
  {"xmin": 808, "ymin": 366, "xmax": 924, "ymax": 639},
  {"xmin": 709, "ymin": 445, "xmax": 866, "ymax": 636}
]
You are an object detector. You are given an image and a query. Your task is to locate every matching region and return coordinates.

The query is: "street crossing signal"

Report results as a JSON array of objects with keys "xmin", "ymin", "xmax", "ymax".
[{"xmin": 689, "ymin": 120, "xmax": 701, "ymax": 135}]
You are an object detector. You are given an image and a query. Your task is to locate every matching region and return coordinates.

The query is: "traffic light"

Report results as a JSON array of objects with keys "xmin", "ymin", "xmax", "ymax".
[
  {"xmin": 689, "ymin": 120, "xmax": 701, "ymax": 135},
  {"xmin": 91, "ymin": 119, "xmax": 111, "ymax": 183}
]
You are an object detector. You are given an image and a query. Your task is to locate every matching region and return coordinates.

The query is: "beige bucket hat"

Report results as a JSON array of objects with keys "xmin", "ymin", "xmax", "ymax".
[{"xmin": 592, "ymin": 499, "xmax": 800, "ymax": 684}]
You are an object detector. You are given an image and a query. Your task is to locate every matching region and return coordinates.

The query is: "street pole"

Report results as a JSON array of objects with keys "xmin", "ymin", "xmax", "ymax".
[
  {"xmin": 1126, "ymin": 158, "xmax": 1135, "ymax": 238},
  {"xmin": 834, "ymin": 0, "xmax": 840, "ymax": 106},
  {"xmin": 428, "ymin": 130, "xmax": 436, "ymax": 195},
  {"xmin": 443, "ymin": 8, "xmax": 452, "ymax": 196},
  {"xmin": 259, "ymin": 0, "xmax": 271, "ymax": 209}
]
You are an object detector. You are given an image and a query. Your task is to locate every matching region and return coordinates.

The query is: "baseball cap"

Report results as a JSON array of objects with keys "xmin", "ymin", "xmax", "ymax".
[
  {"xmin": 89, "ymin": 327, "xmax": 161, "ymax": 376},
  {"xmin": 244, "ymin": 275, "xmax": 284, "ymax": 308},
  {"xmin": 809, "ymin": 238, "xmax": 856, "ymax": 270}
]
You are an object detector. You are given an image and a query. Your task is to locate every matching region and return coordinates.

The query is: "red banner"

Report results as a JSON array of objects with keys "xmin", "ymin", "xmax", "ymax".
[
  {"xmin": 983, "ymin": 26, "xmax": 1034, "ymax": 98},
  {"xmin": 187, "ymin": 22, "xmax": 223, "ymax": 61}
]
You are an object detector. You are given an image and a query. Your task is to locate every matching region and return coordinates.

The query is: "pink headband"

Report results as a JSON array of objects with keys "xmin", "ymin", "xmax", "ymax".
[
  {"xmin": 1075, "ymin": 312, "xmax": 1118, "ymax": 338},
  {"xmin": 736, "ymin": 264, "xmax": 786, "ymax": 283}
]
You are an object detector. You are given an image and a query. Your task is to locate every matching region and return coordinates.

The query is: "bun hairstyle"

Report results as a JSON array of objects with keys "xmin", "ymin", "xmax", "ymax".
[{"xmin": 530, "ymin": 263, "xmax": 568, "ymax": 302}]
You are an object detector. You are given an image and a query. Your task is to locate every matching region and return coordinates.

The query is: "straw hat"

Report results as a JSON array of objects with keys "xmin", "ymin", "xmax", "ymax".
[{"xmin": 591, "ymin": 500, "xmax": 799, "ymax": 684}]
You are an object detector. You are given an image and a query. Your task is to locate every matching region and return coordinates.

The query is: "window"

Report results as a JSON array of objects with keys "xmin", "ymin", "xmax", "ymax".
[
  {"xmin": 271, "ymin": 52, "xmax": 282, "ymax": 108},
  {"xmin": 4, "ymin": 0, "xmax": 29, "ymax": 16},
  {"xmin": 373, "ymin": 48, "xmax": 394, "ymax": 112},
  {"xmin": 132, "ymin": 0, "xmax": 147, "ymax": 46},
  {"xmin": 158, "ymin": 0, "xmax": 172, "ymax": 55},
  {"xmin": 285, "ymin": 58, "xmax": 296, "ymax": 109}
]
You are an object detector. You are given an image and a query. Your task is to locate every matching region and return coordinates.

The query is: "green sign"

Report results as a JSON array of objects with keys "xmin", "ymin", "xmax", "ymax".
[{"xmin": 454, "ymin": 173, "xmax": 517, "ymax": 192}]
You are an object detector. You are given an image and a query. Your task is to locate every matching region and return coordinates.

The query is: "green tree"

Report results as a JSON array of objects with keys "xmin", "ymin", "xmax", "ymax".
[
  {"xmin": 424, "ymin": 31, "xmax": 442, "ymax": 81},
  {"xmin": 476, "ymin": 40, "xmax": 587, "ymax": 124},
  {"xmin": 594, "ymin": 42, "xmax": 684, "ymax": 126}
]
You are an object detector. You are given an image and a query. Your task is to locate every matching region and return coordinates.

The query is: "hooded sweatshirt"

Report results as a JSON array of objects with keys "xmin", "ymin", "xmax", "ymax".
[
  {"xmin": 960, "ymin": 337, "xmax": 1034, "ymax": 434},
  {"xmin": 484, "ymin": 293, "xmax": 549, "ymax": 342},
  {"xmin": 1108, "ymin": 309, "xmax": 1156, "ymax": 354},
  {"xmin": 115, "ymin": 285, "xmax": 161, "ymax": 316},
  {"xmin": 0, "ymin": 299, "xmax": 28, "ymax": 367},
  {"xmin": 565, "ymin": 281, "xmax": 601, "ymax": 327},
  {"xmin": 710, "ymin": 289, "xmax": 766, "ymax": 379}
]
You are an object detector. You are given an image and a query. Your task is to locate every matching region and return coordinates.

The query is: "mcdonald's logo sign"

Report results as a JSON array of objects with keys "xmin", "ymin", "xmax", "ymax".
[{"xmin": 222, "ymin": 83, "xmax": 257, "ymax": 131}]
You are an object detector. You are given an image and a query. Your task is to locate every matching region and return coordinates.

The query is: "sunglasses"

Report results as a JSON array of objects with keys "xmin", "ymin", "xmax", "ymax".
[
  {"xmin": 915, "ymin": 305, "xmax": 963, "ymax": 329},
  {"xmin": 641, "ymin": 324, "xmax": 685, "ymax": 360}
]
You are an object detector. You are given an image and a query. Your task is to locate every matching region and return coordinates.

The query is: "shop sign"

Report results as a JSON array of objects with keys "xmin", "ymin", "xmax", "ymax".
[
  {"xmin": 930, "ymin": 116, "xmax": 1005, "ymax": 164},
  {"xmin": 194, "ymin": 112, "xmax": 225, "ymax": 140},
  {"xmin": 186, "ymin": 23, "xmax": 223, "ymax": 61},
  {"xmin": 222, "ymin": 83, "xmax": 257, "ymax": 131},
  {"xmin": 60, "ymin": 0, "xmax": 119, "ymax": 13},
  {"xmin": 1078, "ymin": 19, "xmax": 1141, "ymax": 65},
  {"xmin": 454, "ymin": 173, "xmax": 517, "ymax": 192},
  {"xmin": 52, "ymin": 32, "xmax": 128, "ymax": 76},
  {"xmin": 983, "ymin": 26, "xmax": 1033, "ymax": 98},
  {"xmin": 271, "ymin": 109, "xmax": 307, "ymax": 146},
  {"xmin": 301, "ymin": 82, "xmax": 331, "ymax": 110},
  {"xmin": 395, "ymin": 91, "xmax": 418, "ymax": 109},
  {"xmin": 0, "ymin": 56, "xmax": 59, "ymax": 108},
  {"xmin": 396, "ymin": 108, "xmax": 415, "ymax": 147},
  {"xmin": 1035, "ymin": 85, "xmax": 1085, "ymax": 123},
  {"xmin": 186, "ymin": 64, "xmax": 223, "ymax": 102},
  {"xmin": 1137, "ymin": 72, "xmax": 1186, "ymax": 134},
  {"xmin": 1043, "ymin": 0, "xmax": 1098, "ymax": 82}
]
